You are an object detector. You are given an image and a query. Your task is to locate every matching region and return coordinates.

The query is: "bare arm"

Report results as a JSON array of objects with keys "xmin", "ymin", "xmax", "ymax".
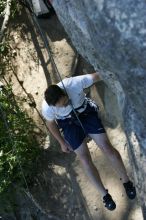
[
  {"xmin": 91, "ymin": 72, "xmax": 102, "ymax": 83},
  {"xmin": 46, "ymin": 120, "xmax": 71, "ymax": 153},
  {"xmin": 46, "ymin": 120, "xmax": 64, "ymax": 145}
]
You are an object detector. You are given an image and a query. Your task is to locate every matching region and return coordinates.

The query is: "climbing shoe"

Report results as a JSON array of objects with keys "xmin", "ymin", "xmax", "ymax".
[
  {"xmin": 103, "ymin": 191, "xmax": 116, "ymax": 211},
  {"xmin": 123, "ymin": 180, "xmax": 136, "ymax": 200}
]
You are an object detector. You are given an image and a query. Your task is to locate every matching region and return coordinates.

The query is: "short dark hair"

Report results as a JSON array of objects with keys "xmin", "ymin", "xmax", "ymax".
[{"xmin": 44, "ymin": 85, "xmax": 66, "ymax": 106}]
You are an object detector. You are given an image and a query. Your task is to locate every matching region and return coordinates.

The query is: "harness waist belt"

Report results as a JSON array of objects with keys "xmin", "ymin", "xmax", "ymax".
[
  {"xmin": 60, "ymin": 99, "xmax": 87, "ymax": 119},
  {"xmin": 74, "ymin": 99, "xmax": 86, "ymax": 111}
]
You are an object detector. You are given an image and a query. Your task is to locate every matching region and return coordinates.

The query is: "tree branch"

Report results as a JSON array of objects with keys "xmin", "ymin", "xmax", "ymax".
[{"xmin": 0, "ymin": 0, "xmax": 12, "ymax": 42}]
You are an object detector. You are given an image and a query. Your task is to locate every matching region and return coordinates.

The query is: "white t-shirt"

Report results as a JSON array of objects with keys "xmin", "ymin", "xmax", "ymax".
[{"xmin": 42, "ymin": 74, "xmax": 93, "ymax": 121}]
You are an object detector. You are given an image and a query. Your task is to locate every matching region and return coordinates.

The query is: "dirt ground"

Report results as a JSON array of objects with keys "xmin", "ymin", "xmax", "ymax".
[{"xmin": 3, "ymin": 8, "xmax": 143, "ymax": 220}]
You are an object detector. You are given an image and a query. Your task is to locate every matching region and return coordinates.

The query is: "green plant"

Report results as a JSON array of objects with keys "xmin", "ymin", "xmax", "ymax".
[
  {"xmin": 0, "ymin": 85, "xmax": 40, "ymax": 193},
  {"xmin": 0, "ymin": 0, "xmax": 43, "ymax": 194},
  {"xmin": 0, "ymin": 0, "xmax": 6, "ymax": 15},
  {"xmin": 0, "ymin": 0, "xmax": 19, "ymax": 17}
]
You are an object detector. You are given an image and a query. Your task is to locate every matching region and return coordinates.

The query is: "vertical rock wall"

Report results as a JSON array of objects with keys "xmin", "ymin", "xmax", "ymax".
[{"xmin": 51, "ymin": 0, "xmax": 146, "ymax": 213}]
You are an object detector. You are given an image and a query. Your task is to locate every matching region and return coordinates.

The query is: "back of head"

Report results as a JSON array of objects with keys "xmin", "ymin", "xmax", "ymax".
[{"xmin": 44, "ymin": 85, "xmax": 65, "ymax": 106}]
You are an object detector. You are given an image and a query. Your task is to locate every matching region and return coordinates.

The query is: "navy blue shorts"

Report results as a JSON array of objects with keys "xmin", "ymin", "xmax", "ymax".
[{"xmin": 57, "ymin": 102, "xmax": 105, "ymax": 150}]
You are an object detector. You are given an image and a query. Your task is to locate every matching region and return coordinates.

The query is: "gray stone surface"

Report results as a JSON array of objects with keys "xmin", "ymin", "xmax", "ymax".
[{"xmin": 52, "ymin": 0, "xmax": 146, "ymax": 214}]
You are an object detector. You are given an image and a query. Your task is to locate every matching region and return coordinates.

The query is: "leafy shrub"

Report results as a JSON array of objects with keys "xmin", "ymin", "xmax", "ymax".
[
  {"xmin": 0, "ymin": 85, "xmax": 40, "ymax": 193},
  {"xmin": 0, "ymin": 0, "xmax": 19, "ymax": 17}
]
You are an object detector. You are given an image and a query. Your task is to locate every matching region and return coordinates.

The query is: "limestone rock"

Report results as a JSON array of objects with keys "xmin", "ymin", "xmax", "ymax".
[{"xmin": 52, "ymin": 0, "xmax": 146, "ymax": 214}]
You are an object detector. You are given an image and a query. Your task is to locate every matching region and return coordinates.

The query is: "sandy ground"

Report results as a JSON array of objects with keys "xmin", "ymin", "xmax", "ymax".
[{"xmin": 4, "ymin": 9, "xmax": 143, "ymax": 220}]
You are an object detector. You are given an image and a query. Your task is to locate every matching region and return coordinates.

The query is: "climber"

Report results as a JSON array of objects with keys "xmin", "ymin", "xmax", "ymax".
[{"xmin": 42, "ymin": 72, "xmax": 136, "ymax": 211}]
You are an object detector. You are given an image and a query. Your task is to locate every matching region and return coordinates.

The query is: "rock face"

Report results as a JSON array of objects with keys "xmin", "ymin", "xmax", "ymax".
[{"xmin": 52, "ymin": 0, "xmax": 146, "ymax": 214}]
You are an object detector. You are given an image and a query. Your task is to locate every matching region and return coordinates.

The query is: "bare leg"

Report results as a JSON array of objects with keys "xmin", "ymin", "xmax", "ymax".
[
  {"xmin": 75, "ymin": 140, "xmax": 107, "ymax": 197},
  {"xmin": 89, "ymin": 133, "xmax": 129, "ymax": 183}
]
